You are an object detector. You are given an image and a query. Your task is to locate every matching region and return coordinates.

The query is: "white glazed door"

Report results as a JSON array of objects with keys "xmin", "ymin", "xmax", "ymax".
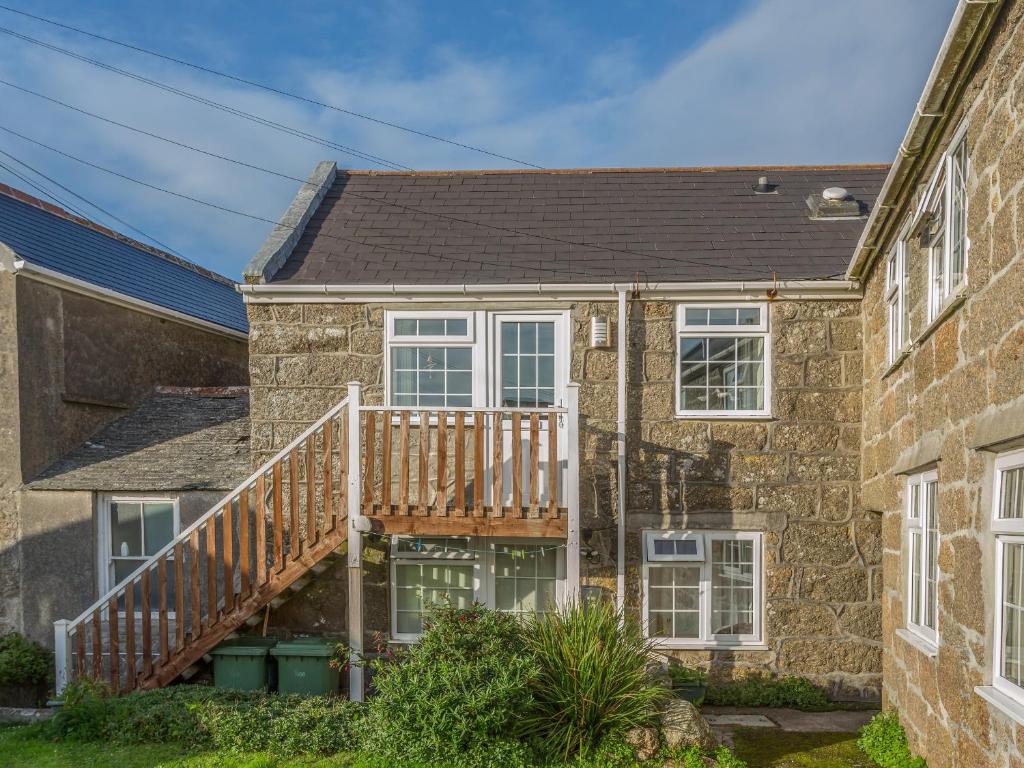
[{"xmin": 490, "ymin": 314, "xmax": 568, "ymax": 508}]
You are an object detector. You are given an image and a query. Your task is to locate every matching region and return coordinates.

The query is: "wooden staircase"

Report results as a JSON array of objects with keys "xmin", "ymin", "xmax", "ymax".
[{"xmin": 54, "ymin": 396, "xmax": 353, "ymax": 694}]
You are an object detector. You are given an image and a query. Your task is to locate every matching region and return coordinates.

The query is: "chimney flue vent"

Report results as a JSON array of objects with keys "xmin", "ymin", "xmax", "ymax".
[
  {"xmin": 806, "ymin": 185, "xmax": 864, "ymax": 219},
  {"xmin": 752, "ymin": 176, "xmax": 777, "ymax": 194}
]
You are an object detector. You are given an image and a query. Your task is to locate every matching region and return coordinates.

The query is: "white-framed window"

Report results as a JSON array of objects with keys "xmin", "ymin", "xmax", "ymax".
[
  {"xmin": 886, "ymin": 234, "xmax": 911, "ymax": 363},
  {"xmin": 385, "ymin": 311, "xmax": 481, "ymax": 408},
  {"xmin": 642, "ymin": 530, "xmax": 762, "ymax": 648},
  {"xmin": 905, "ymin": 471, "xmax": 939, "ymax": 646},
  {"xmin": 675, "ymin": 303, "xmax": 770, "ymax": 418},
  {"xmin": 993, "ymin": 450, "xmax": 1024, "ymax": 703},
  {"xmin": 97, "ymin": 495, "xmax": 180, "ymax": 609},
  {"xmin": 389, "ymin": 535, "xmax": 564, "ymax": 641},
  {"xmin": 919, "ymin": 129, "xmax": 969, "ymax": 324}
]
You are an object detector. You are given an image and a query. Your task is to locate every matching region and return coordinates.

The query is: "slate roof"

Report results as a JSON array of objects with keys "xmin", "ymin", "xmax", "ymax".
[
  {"xmin": 270, "ymin": 165, "xmax": 890, "ymax": 285},
  {"xmin": 0, "ymin": 185, "xmax": 248, "ymax": 334},
  {"xmin": 27, "ymin": 389, "xmax": 250, "ymax": 491}
]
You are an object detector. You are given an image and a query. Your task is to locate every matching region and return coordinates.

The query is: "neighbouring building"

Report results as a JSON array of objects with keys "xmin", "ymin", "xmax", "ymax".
[
  {"xmin": 0, "ymin": 184, "xmax": 249, "ymax": 645},
  {"xmin": 849, "ymin": 0, "xmax": 1024, "ymax": 765}
]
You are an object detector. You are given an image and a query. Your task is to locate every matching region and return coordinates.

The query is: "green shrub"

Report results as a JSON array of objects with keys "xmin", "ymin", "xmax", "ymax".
[
  {"xmin": 704, "ymin": 674, "xmax": 829, "ymax": 710},
  {"xmin": 518, "ymin": 600, "xmax": 667, "ymax": 759},
  {"xmin": 0, "ymin": 632, "xmax": 52, "ymax": 687},
  {"xmin": 858, "ymin": 710, "xmax": 927, "ymax": 768},
  {"xmin": 49, "ymin": 682, "xmax": 363, "ymax": 756},
  {"xmin": 668, "ymin": 665, "xmax": 707, "ymax": 687},
  {"xmin": 360, "ymin": 601, "xmax": 538, "ymax": 767}
]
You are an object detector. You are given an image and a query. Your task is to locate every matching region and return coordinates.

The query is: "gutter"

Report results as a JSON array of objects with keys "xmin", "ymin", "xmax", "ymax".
[
  {"xmin": 846, "ymin": 0, "xmax": 1004, "ymax": 280},
  {"xmin": 238, "ymin": 279, "xmax": 861, "ymax": 303},
  {"xmin": 13, "ymin": 258, "xmax": 248, "ymax": 341}
]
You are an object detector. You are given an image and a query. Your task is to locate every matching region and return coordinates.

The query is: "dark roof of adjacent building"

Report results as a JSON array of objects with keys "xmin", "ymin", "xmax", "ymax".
[
  {"xmin": 27, "ymin": 389, "xmax": 250, "ymax": 492},
  {"xmin": 0, "ymin": 185, "xmax": 248, "ymax": 334},
  {"xmin": 269, "ymin": 164, "xmax": 890, "ymax": 285}
]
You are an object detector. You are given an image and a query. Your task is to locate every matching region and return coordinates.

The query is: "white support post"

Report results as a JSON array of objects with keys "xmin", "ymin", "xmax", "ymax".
[
  {"xmin": 53, "ymin": 619, "xmax": 71, "ymax": 696},
  {"xmin": 346, "ymin": 382, "xmax": 365, "ymax": 702},
  {"xmin": 565, "ymin": 383, "xmax": 581, "ymax": 604}
]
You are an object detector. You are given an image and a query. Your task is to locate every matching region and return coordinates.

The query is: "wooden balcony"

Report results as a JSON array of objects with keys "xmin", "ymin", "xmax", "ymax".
[{"xmin": 356, "ymin": 405, "xmax": 574, "ymax": 538}]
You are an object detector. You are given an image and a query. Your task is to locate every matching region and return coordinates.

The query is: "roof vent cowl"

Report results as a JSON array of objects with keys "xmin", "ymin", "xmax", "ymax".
[{"xmin": 806, "ymin": 185, "xmax": 865, "ymax": 219}]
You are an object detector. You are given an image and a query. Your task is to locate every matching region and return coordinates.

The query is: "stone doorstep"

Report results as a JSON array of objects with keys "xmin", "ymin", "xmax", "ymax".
[{"xmin": 703, "ymin": 706, "xmax": 878, "ymax": 734}]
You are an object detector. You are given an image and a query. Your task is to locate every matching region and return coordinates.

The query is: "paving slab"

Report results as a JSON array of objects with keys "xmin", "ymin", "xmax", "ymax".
[
  {"xmin": 704, "ymin": 706, "xmax": 878, "ymax": 734},
  {"xmin": 0, "ymin": 706, "xmax": 54, "ymax": 724},
  {"xmin": 705, "ymin": 713, "xmax": 777, "ymax": 728}
]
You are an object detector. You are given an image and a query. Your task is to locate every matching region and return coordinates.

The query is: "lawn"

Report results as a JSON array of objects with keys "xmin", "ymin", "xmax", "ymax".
[
  {"xmin": 0, "ymin": 726, "xmax": 364, "ymax": 768},
  {"xmin": 731, "ymin": 728, "xmax": 876, "ymax": 768}
]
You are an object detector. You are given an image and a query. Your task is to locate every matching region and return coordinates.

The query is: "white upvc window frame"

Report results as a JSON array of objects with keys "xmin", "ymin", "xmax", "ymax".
[
  {"xmin": 885, "ymin": 231, "xmax": 910, "ymax": 364},
  {"xmin": 384, "ymin": 310, "xmax": 486, "ymax": 410},
  {"xmin": 674, "ymin": 303, "xmax": 771, "ymax": 420},
  {"xmin": 97, "ymin": 494, "xmax": 181, "ymax": 613},
  {"xmin": 992, "ymin": 449, "xmax": 1024, "ymax": 705},
  {"xmin": 905, "ymin": 471, "xmax": 939, "ymax": 647},
  {"xmin": 641, "ymin": 530, "xmax": 763, "ymax": 649},
  {"xmin": 918, "ymin": 125, "xmax": 969, "ymax": 325},
  {"xmin": 388, "ymin": 535, "xmax": 566, "ymax": 642}
]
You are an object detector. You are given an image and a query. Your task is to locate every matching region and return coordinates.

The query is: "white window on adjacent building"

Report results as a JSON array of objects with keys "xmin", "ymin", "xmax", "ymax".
[
  {"xmin": 886, "ymin": 235, "xmax": 910, "ymax": 364},
  {"xmin": 97, "ymin": 495, "xmax": 180, "ymax": 609},
  {"xmin": 389, "ymin": 536, "xmax": 564, "ymax": 641},
  {"xmin": 386, "ymin": 311, "xmax": 478, "ymax": 408},
  {"xmin": 675, "ymin": 304, "xmax": 770, "ymax": 418},
  {"xmin": 905, "ymin": 471, "xmax": 939, "ymax": 646},
  {"xmin": 642, "ymin": 531, "xmax": 762, "ymax": 648},
  {"xmin": 920, "ymin": 130, "xmax": 969, "ymax": 324},
  {"xmin": 993, "ymin": 450, "xmax": 1024, "ymax": 704}
]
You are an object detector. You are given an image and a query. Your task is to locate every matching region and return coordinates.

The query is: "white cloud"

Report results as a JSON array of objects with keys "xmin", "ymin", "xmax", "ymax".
[{"xmin": 0, "ymin": 0, "xmax": 955, "ymax": 276}]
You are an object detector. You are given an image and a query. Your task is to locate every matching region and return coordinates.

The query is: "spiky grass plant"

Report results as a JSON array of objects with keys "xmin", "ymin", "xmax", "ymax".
[{"xmin": 519, "ymin": 599, "xmax": 667, "ymax": 759}]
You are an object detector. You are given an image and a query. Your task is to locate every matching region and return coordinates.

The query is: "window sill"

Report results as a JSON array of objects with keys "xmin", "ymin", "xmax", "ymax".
[
  {"xmin": 882, "ymin": 346, "xmax": 913, "ymax": 380},
  {"xmin": 675, "ymin": 413, "xmax": 774, "ymax": 422},
  {"xmin": 975, "ymin": 685, "xmax": 1024, "ymax": 726},
  {"xmin": 881, "ymin": 292, "xmax": 966, "ymax": 380},
  {"xmin": 895, "ymin": 627, "xmax": 938, "ymax": 658},
  {"xmin": 650, "ymin": 640, "xmax": 767, "ymax": 651}
]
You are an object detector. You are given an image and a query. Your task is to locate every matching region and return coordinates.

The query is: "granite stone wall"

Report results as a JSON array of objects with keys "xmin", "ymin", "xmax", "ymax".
[
  {"xmin": 861, "ymin": 2, "xmax": 1024, "ymax": 764},
  {"xmin": 0, "ymin": 251, "xmax": 22, "ymax": 635},
  {"xmin": 247, "ymin": 296, "xmax": 880, "ymax": 697}
]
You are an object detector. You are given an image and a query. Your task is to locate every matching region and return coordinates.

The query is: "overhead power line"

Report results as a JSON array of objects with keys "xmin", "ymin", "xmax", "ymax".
[
  {"xmin": 0, "ymin": 3, "xmax": 544, "ymax": 170},
  {"xmin": 0, "ymin": 25, "xmax": 413, "ymax": 171},
  {"xmin": 0, "ymin": 79, "xmax": 794, "ymax": 279},
  {"xmin": 0, "ymin": 146, "xmax": 184, "ymax": 255}
]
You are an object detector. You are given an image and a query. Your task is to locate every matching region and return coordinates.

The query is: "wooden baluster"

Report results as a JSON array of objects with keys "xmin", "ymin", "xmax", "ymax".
[
  {"xmin": 547, "ymin": 413, "xmax": 559, "ymax": 517},
  {"xmin": 339, "ymin": 415, "xmax": 349, "ymax": 518},
  {"xmin": 289, "ymin": 448, "xmax": 300, "ymax": 559},
  {"xmin": 222, "ymin": 504, "xmax": 234, "ymax": 614},
  {"xmin": 189, "ymin": 530, "xmax": 201, "ymax": 639},
  {"xmin": 75, "ymin": 625, "xmax": 86, "ymax": 678},
  {"xmin": 417, "ymin": 411, "xmax": 429, "ymax": 515},
  {"xmin": 380, "ymin": 412, "xmax": 392, "ymax": 515},
  {"xmin": 454, "ymin": 412, "xmax": 466, "ymax": 515},
  {"xmin": 363, "ymin": 411, "xmax": 376, "ymax": 514},
  {"xmin": 529, "ymin": 413, "xmax": 541, "ymax": 518},
  {"xmin": 473, "ymin": 414, "xmax": 485, "ymax": 517},
  {"xmin": 91, "ymin": 608, "xmax": 103, "ymax": 680},
  {"xmin": 206, "ymin": 519, "xmax": 218, "ymax": 624},
  {"xmin": 108, "ymin": 597, "xmax": 120, "ymax": 693},
  {"xmin": 140, "ymin": 569, "xmax": 152, "ymax": 678},
  {"xmin": 238, "ymin": 490, "xmax": 250, "ymax": 599},
  {"xmin": 436, "ymin": 411, "xmax": 448, "ymax": 515},
  {"xmin": 174, "ymin": 542, "xmax": 185, "ymax": 654},
  {"xmin": 492, "ymin": 413, "xmax": 504, "ymax": 517},
  {"xmin": 157, "ymin": 556, "xmax": 169, "ymax": 666},
  {"xmin": 511, "ymin": 412, "xmax": 523, "ymax": 516},
  {"xmin": 124, "ymin": 584, "xmax": 136, "ymax": 687},
  {"xmin": 323, "ymin": 421, "xmax": 334, "ymax": 533},
  {"xmin": 306, "ymin": 436, "xmax": 317, "ymax": 547},
  {"xmin": 399, "ymin": 412, "xmax": 410, "ymax": 515},
  {"xmin": 255, "ymin": 474, "xmax": 267, "ymax": 585},
  {"xmin": 272, "ymin": 462, "xmax": 284, "ymax": 572}
]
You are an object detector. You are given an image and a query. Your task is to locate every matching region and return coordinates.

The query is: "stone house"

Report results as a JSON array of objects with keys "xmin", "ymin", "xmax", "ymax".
[
  {"xmin": 0, "ymin": 184, "xmax": 249, "ymax": 646},
  {"xmin": 848, "ymin": 0, "xmax": 1024, "ymax": 764}
]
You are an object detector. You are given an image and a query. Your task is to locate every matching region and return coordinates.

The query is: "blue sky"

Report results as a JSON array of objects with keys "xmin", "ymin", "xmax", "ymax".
[{"xmin": 0, "ymin": 0, "xmax": 956, "ymax": 278}]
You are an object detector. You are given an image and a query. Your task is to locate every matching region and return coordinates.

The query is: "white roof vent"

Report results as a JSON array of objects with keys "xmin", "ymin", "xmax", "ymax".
[
  {"xmin": 806, "ymin": 186, "xmax": 863, "ymax": 219},
  {"xmin": 822, "ymin": 186, "xmax": 850, "ymax": 201}
]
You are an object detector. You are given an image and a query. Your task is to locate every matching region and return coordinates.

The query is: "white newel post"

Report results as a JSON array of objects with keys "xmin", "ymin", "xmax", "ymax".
[
  {"xmin": 53, "ymin": 619, "xmax": 71, "ymax": 696},
  {"xmin": 346, "ymin": 382, "xmax": 365, "ymax": 702},
  {"xmin": 565, "ymin": 383, "xmax": 581, "ymax": 603}
]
